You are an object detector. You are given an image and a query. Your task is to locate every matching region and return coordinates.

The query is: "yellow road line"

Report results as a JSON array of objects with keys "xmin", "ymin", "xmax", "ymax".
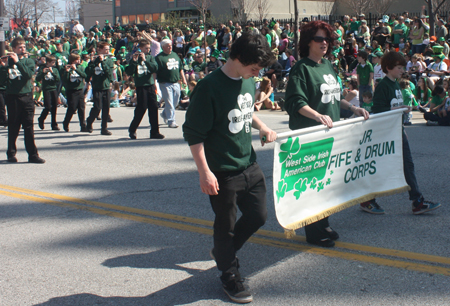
[{"xmin": 1, "ymin": 184, "xmax": 450, "ymax": 276}]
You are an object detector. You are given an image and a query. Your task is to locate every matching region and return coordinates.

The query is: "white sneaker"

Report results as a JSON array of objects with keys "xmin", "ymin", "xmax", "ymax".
[{"xmin": 168, "ymin": 123, "xmax": 179, "ymax": 128}]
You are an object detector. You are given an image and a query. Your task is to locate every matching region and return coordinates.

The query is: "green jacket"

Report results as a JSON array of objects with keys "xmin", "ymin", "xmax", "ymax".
[
  {"xmin": 125, "ymin": 54, "xmax": 158, "ymax": 87},
  {"xmin": 6, "ymin": 57, "xmax": 35, "ymax": 95},
  {"xmin": 86, "ymin": 57, "xmax": 114, "ymax": 90},
  {"xmin": 62, "ymin": 65, "xmax": 87, "ymax": 91},
  {"xmin": 35, "ymin": 65, "xmax": 60, "ymax": 91}
]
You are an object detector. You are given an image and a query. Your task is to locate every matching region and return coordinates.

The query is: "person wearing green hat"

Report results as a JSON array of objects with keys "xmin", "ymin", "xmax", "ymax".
[
  {"xmin": 117, "ymin": 46, "xmax": 128, "ymax": 62},
  {"xmin": 103, "ymin": 20, "xmax": 113, "ymax": 34},
  {"xmin": 437, "ymin": 36, "xmax": 449, "ymax": 58},
  {"xmin": 373, "ymin": 51, "xmax": 385, "ymax": 81},
  {"xmin": 426, "ymin": 53, "xmax": 447, "ymax": 85}
]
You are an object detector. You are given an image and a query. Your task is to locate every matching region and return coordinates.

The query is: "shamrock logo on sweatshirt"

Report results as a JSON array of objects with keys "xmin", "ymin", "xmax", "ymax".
[
  {"xmin": 320, "ymin": 74, "xmax": 340, "ymax": 104},
  {"xmin": 227, "ymin": 93, "xmax": 253, "ymax": 134},
  {"xmin": 390, "ymin": 89, "xmax": 403, "ymax": 108}
]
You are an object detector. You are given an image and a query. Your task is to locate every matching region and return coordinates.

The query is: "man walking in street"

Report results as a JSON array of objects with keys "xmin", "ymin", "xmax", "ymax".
[
  {"xmin": 183, "ymin": 32, "xmax": 277, "ymax": 303},
  {"xmin": 126, "ymin": 39, "xmax": 164, "ymax": 139},
  {"xmin": 155, "ymin": 39, "xmax": 186, "ymax": 128}
]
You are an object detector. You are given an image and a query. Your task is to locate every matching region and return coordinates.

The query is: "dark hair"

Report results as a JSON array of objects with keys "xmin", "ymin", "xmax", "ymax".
[
  {"xmin": 362, "ymin": 91, "xmax": 373, "ymax": 99},
  {"xmin": 139, "ymin": 39, "xmax": 150, "ymax": 47},
  {"xmin": 432, "ymin": 85, "xmax": 445, "ymax": 96},
  {"xmin": 97, "ymin": 41, "xmax": 110, "ymax": 50},
  {"xmin": 399, "ymin": 78, "xmax": 410, "ymax": 89},
  {"xmin": 11, "ymin": 37, "xmax": 26, "ymax": 48},
  {"xmin": 348, "ymin": 79, "xmax": 358, "ymax": 90},
  {"xmin": 229, "ymin": 32, "xmax": 275, "ymax": 67},
  {"xmin": 416, "ymin": 76, "xmax": 430, "ymax": 101},
  {"xmin": 381, "ymin": 51, "xmax": 407, "ymax": 73},
  {"xmin": 299, "ymin": 20, "xmax": 335, "ymax": 58},
  {"xmin": 45, "ymin": 55, "xmax": 56, "ymax": 63},
  {"xmin": 357, "ymin": 50, "xmax": 368, "ymax": 60},
  {"xmin": 68, "ymin": 54, "xmax": 80, "ymax": 64}
]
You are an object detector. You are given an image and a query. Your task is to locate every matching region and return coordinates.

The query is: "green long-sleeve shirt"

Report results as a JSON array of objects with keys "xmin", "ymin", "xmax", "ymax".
[
  {"xmin": 6, "ymin": 57, "xmax": 35, "ymax": 95},
  {"xmin": 86, "ymin": 57, "xmax": 113, "ymax": 90},
  {"xmin": 36, "ymin": 65, "xmax": 60, "ymax": 91},
  {"xmin": 285, "ymin": 57, "xmax": 341, "ymax": 130},
  {"xmin": 125, "ymin": 54, "xmax": 158, "ymax": 87},
  {"xmin": 62, "ymin": 65, "xmax": 87, "ymax": 91}
]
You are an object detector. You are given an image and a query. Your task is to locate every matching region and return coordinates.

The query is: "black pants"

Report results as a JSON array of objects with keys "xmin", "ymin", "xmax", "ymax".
[
  {"xmin": 86, "ymin": 89, "xmax": 110, "ymax": 130},
  {"xmin": 6, "ymin": 93, "xmax": 38, "ymax": 159},
  {"xmin": 39, "ymin": 90, "xmax": 58, "ymax": 127},
  {"xmin": 0, "ymin": 90, "xmax": 7, "ymax": 123},
  {"xmin": 305, "ymin": 217, "xmax": 330, "ymax": 242},
  {"xmin": 64, "ymin": 89, "xmax": 86, "ymax": 128},
  {"xmin": 424, "ymin": 112, "xmax": 450, "ymax": 126},
  {"xmin": 129, "ymin": 85, "xmax": 160, "ymax": 136},
  {"xmin": 209, "ymin": 163, "xmax": 267, "ymax": 273}
]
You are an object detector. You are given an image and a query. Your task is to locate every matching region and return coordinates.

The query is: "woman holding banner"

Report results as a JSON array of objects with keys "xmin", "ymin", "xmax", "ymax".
[{"xmin": 285, "ymin": 20, "xmax": 369, "ymax": 247}]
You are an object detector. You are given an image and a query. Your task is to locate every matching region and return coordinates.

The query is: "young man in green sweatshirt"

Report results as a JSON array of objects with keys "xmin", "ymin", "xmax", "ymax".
[
  {"xmin": 36, "ymin": 55, "xmax": 60, "ymax": 131},
  {"xmin": 85, "ymin": 41, "xmax": 114, "ymax": 135},
  {"xmin": 62, "ymin": 54, "xmax": 88, "ymax": 132},
  {"xmin": 183, "ymin": 32, "xmax": 277, "ymax": 304},
  {"xmin": 125, "ymin": 40, "xmax": 163, "ymax": 139},
  {"xmin": 5, "ymin": 37, "xmax": 45, "ymax": 163}
]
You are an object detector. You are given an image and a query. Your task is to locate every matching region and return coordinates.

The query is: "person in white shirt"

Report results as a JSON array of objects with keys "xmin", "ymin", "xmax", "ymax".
[
  {"xmin": 72, "ymin": 20, "xmax": 84, "ymax": 35},
  {"xmin": 372, "ymin": 51, "xmax": 386, "ymax": 82},
  {"xmin": 427, "ymin": 53, "xmax": 447, "ymax": 86}
]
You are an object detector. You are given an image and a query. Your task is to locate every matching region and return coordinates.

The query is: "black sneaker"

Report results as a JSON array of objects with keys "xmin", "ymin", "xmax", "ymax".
[
  {"xmin": 221, "ymin": 273, "xmax": 253, "ymax": 304},
  {"xmin": 150, "ymin": 133, "xmax": 165, "ymax": 139},
  {"xmin": 80, "ymin": 126, "xmax": 89, "ymax": 133},
  {"xmin": 306, "ymin": 238, "xmax": 335, "ymax": 247},
  {"xmin": 108, "ymin": 116, "xmax": 113, "ymax": 123},
  {"xmin": 325, "ymin": 227, "xmax": 339, "ymax": 240},
  {"xmin": 86, "ymin": 125, "xmax": 93, "ymax": 133},
  {"xmin": 101, "ymin": 129, "xmax": 112, "ymax": 135},
  {"xmin": 52, "ymin": 125, "xmax": 60, "ymax": 131},
  {"xmin": 129, "ymin": 132, "xmax": 137, "ymax": 139},
  {"xmin": 29, "ymin": 156, "xmax": 45, "ymax": 164},
  {"xmin": 63, "ymin": 122, "xmax": 69, "ymax": 132},
  {"xmin": 38, "ymin": 118, "xmax": 44, "ymax": 130},
  {"xmin": 7, "ymin": 156, "xmax": 17, "ymax": 163},
  {"xmin": 412, "ymin": 197, "xmax": 441, "ymax": 215}
]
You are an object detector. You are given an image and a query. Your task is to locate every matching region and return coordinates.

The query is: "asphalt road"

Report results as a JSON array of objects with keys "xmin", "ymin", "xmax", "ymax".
[{"xmin": 1, "ymin": 107, "xmax": 449, "ymax": 306}]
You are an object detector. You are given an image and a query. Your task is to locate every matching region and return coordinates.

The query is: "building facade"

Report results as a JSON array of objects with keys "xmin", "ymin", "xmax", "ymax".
[{"xmin": 112, "ymin": 0, "xmax": 429, "ymax": 27}]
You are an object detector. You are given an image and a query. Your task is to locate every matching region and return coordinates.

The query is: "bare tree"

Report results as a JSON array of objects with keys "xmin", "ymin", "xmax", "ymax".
[
  {"xmin": 314, "ymin": 0, "xmax": 338, "ymax": 16},
  {"xmin": 255, "ymin": 0, "xmax": 271, "ymax": 22},
  {"xmin": 189, "ymin": 0, "xmax": 212, "ymax": 61},
  {"xmin": 341, "ymin": 0, "xmax": 373, "ymax": 15},
  {"xmin": 6, "ymin": 0, "xmax": 62, "ymax": 29},
  {"xmin": 230, "ymin": 0, "xmax": 257, "ymax": 25},
  {"xmin": 5, "ymin": 0, "xmax": 33, "ymax": 28},
  {"xmin": 66, "ymin": 0, "xmax": 80, "ymax": 21},
  {"xmin": 433, "ymin": 0, "xmax": 450, "ymax": 17},
  {"xmin": 373, "ymin": 0, "xmax": 396, "ymax": 15},
  {"xmin": 424, "ymin": 0, "xmax": 448, "ymax": 36}
]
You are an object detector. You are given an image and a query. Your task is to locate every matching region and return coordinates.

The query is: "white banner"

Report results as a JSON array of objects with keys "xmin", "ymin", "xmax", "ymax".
[{"xmin": 273, "ymin": 109, "xmax": 409, "ymax": 232}]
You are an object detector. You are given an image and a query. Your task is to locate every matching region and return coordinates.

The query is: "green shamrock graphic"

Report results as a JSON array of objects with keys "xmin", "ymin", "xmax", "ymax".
[
  {"xmin": 330, "ymin": 170, "xmax": 334, "ymax": 175},
  {"xmin": 317, "ymin": 182, "xmax": 325, "ymax": 192},
  {"xmin": 309, "ymin": 177, "xmax": 318, "ymax": 190},
  {"xmin": 326, "ymin": 178, "xmax": 331, "ymax": 185},
  {"xmin": 278, "ymin": 137, "xmax": 300, "ymax": 164},
  {"xmin": 293, "ymin": 178, "xmax": 308, "ymax": 200},
  {"xmin": 276, "ymin": 179, "xmax": 287, "ymax": 202}
]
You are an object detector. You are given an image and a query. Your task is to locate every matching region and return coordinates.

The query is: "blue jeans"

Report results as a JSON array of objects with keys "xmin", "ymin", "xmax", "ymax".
[{"xmin": 159, "ymin": 82, "xmax": 181, "ymax": 124}]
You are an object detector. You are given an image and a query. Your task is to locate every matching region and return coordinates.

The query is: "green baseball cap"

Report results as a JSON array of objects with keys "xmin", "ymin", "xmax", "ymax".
[{"xmin": 374, "ymin": 51, "xmax": 384, "ymax": 58}]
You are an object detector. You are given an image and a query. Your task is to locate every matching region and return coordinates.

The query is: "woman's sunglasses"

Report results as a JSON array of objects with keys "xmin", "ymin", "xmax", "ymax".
[{"xmin": 313, "ymin": 36, "xmax": 331, "ymax": 43}]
